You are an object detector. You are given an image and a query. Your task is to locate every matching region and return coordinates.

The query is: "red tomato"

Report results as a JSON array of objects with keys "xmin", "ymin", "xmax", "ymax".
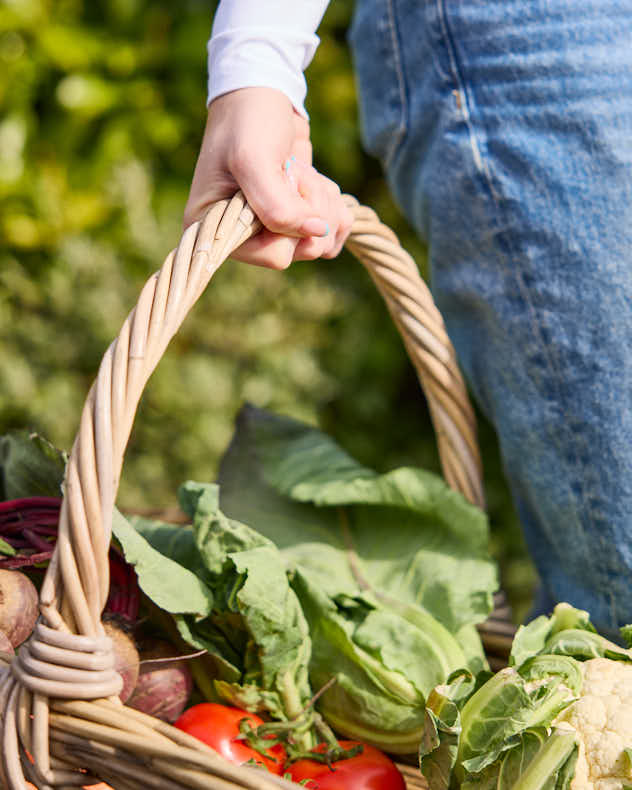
[
  {"xmin": 286, "ymin": 740, "xmax": 406, "ymax": 790},
  {"xmin": 174, "ymin": 703, "xmax": 286, "ymax": 775}
]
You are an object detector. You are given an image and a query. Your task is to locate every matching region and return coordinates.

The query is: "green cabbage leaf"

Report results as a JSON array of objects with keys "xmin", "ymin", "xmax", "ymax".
[
  {"xmin": 217, "ymin": 404, "xmax": 496, "ymax": 636},
  {"xmin": 115, "ymin": 405, "xmax": 498, "ymax": 754}
]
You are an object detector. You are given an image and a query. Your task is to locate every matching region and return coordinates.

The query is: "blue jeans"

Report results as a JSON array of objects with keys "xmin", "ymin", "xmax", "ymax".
[{"xmin": 349, "ymin": 0, "xmax": 632, "ymax": 635}]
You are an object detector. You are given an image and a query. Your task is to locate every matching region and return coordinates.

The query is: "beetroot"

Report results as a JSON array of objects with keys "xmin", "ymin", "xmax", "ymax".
[
  {"xmin": 103, "ymin": 619, "xmax": 140, "ymax": 703},
  {"xmin": 126, "ymin": 639, "xmax": 194, "ymax": 722},
  {"xmin": 0, "ymin": 499, "xmax": 141, "ymax": 626},
  {"xmin": 105, "ymin": 549, "xmax": 140, "ymax": 623},
  {"xmin": 0, "ymin": 630, "xmax": 14, "ymax": 655},
  {"xmin": 0, "ymin": 569, "xmax": 38, "ymax": 647}
]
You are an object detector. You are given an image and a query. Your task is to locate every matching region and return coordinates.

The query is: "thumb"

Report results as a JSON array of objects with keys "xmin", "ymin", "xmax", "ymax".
[{"xmin": 233, "ymin": 156, "xmax": 328, "ymax": 239}]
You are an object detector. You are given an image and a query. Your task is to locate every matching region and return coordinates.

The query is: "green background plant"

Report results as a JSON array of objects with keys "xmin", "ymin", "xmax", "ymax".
[{"xmin": 0, "ymin": 0, "xmax": 536, "ymax": 619}]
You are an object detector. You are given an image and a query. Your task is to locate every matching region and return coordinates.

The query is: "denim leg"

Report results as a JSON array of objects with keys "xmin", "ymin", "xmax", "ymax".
[{"xmin": 350, "ymin": 0, "xmax": 632, "ymax": 633}]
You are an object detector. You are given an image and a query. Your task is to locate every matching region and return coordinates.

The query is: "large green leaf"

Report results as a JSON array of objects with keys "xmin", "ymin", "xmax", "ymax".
[
  {"xmin": 128, "ymin": 514, "xmax": 211, "ymax": 585},
  {"xmin": 217, "ymin": 404, "xmax": 497, "ymax": 633},
  {"xmin": 174, "ymin": 482, "xmax": 315, "ymax": 733},
  {"xmin": 290, "ymin": 566, "xmax": 455, "ymax": 754},
  {"xmin": 149, "ymin": 481, "xmax": 475, "ymax": 754},
  {"xmin": 111, "ymin": 508, "xmax": 213, "ymax": 616},
  {"xmin": 0, "ymin": 431, "xmax": 66, "ymax": 499}
]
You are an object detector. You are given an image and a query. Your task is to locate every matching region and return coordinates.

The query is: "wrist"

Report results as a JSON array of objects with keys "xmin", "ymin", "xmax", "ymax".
[{"xmin": 207, "ymin": 87, "xmax": 297, "ymax": 133}]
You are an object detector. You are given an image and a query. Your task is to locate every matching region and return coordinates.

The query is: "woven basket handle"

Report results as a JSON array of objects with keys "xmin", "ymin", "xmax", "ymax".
[
  {"xmin": 42, "ymin": 190, "xmax": 483, "ymax": 642},
  {"xmin": 0, "ymin": 193, "xmax": 486, "ymax": 790}
]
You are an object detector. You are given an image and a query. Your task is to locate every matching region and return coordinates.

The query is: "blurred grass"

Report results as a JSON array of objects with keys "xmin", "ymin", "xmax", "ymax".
[{"xmin": 0, "ymin": 0, "xmax": 536, "ymax": 621}]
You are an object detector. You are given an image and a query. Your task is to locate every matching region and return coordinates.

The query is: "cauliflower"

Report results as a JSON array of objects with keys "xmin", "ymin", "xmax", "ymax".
[
  {"xmin": 555, "ymin": 657, "xmax": 632, "ymax": 790},
  {"xmin": 419, "ymin": 604, "xmax": 632, "ymax": 790}
]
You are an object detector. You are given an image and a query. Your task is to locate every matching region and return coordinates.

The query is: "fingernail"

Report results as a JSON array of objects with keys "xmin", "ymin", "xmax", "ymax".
[
  {"xmin": 302, "ymin": 217, "xmax": 328, "ymax": 236},
  {"xmin": 284, "ymin": 158, "xmax": 298, "ymax": 189}
]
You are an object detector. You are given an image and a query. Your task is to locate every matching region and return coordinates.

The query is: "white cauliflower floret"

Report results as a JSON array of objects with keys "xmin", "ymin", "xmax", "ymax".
[{"xmin": 554, "ymin": 657, "xmax": 632, "ymax": 790}]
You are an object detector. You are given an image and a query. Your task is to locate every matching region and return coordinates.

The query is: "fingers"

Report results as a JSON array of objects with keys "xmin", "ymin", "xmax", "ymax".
[
  {"xmin": 230, "ymin": 159, "xmax": 353, "ymax": 268},
  {"xmin": 231, "ymin": 152, "xmax": 328, "ymax": 240},
  {"xmin": 286, "ymin": 161, "xmax": 354, "ymax": 262},
  {"xmin": 231, "ymin": 231, "xmax": 299, "ymax": 270},
  {"xmin": 182, "ymin": 89, "xmax": 353, "ymax": 269}
]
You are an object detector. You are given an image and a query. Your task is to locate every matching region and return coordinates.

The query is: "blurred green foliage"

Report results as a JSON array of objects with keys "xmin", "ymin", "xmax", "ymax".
[{"xmin": 0, "ymin": 0, "xmax": 535, "ymax": 619}]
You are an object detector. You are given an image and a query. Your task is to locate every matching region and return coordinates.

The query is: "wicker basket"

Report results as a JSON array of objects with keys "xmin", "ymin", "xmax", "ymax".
[{"xmin": 0, "ymin": 192, "xmax": 515, "ymax": 790}]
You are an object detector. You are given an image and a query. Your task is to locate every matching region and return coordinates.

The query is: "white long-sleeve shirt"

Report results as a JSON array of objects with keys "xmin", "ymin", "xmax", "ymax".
[{"xmin": 207, "ymin": 1, "xmax": 331, "ymax": 117}]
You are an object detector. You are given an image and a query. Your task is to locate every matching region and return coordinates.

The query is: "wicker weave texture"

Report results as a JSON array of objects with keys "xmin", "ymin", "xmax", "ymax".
[{"xmin": 0, "ymin": 193, "xmax": 484, "ymax": 789}]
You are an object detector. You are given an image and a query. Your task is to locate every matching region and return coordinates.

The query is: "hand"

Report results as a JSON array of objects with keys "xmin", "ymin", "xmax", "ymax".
[{"xmin": 183, "ymin": 87, "xmax": 353, "ymax": 269}]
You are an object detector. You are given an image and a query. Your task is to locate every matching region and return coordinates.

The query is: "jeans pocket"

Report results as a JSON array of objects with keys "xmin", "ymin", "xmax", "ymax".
[{"xmin": 348, "ymin": 0, "xmax": 408, "ymax": 166}]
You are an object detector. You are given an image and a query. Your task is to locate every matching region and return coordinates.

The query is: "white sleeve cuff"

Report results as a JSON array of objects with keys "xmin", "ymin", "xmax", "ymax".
[
  {"xmin": 207, "ymin": 1, "xmax": 330, "ymax": 118},
  {"xmin": 208, "ymin": 28, "xmax": 319, "ymax": 118}
]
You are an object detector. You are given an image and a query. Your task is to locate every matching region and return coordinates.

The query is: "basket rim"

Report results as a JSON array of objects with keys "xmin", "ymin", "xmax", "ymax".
[{"xmin": 1, "ymin": 192, "xmax": 491, "ymax": 790}]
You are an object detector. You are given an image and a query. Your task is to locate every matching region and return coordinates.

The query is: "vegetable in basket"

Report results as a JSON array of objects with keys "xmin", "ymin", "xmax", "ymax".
[
  {"xmin": 215, "ymin": 405, "xmax": 496, "ymax": 751},
  {"xmin": 0, "ymin": 415, "xmax": 498, "ymax": 759},
  {"xmin": 419, "ymin": 603, "xmax": 632, "ymax": 790},
  {"xmin": 174, "ymin": 701, "xmax": 407, "ymax": 788},
  {"xmin": 285, "ymin": 739, "xmax": 406, "ymax": 789},
  {"xmin": 126, "ymin": 638, "xmax": 194, "ymax": 722},
  {"xmin": 174, "ymin": 702, "xmax": 287, "ymax": 775},
  {"xmin": 0, "ymin": 432, "xmax": 196, "ymax": 711},
  {"xmin": 0, "ymin": 569, "xmax": 38, "ymax": 649},
  {"xmin": 103, "ymin": 618, "xmax": 140, "ymax": 703},
  {"xmin": 145, "ymin": 481, "xmax": 319, "ymax": 748},
  {"xmin": 123, "ymin": 405, "xmax": 497, "ymax": 755}
]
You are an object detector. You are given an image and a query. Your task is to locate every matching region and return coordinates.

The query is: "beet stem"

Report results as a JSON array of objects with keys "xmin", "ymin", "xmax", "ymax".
[
  {"xmin": 0, "ymin": 517, "xmax": 60, "ymax": 533},
  {"xmin": 0, "ymin": 497, "xmax": 61, "ymax": 514},
  {"xmin": 0, "ymin": 550, "xmax": 54, "ymax": 569},
  {"xmin": 23, "ymin": 529, "xmax": 54, "ymax": 553}
]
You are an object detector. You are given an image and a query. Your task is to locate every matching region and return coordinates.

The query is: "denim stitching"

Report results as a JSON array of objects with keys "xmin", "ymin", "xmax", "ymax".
[
  {"xmin": 384, "ymin": 0, "xmax": 408, "ymax": 166},
  {"xmin": 434, "ymin": 0, "xmax": 491, "ymax": 190},
  {"xmin": 433, "ymin": 1, "xmax": 609, "ymax": 619}
]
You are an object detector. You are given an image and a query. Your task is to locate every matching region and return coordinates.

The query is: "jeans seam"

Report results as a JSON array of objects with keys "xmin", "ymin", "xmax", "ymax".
[
  {"xmin": 384, "ymin": 0, "xmax": 408, "ymax": 167},
  {"xmin": 434, "ymin": 0, "xmax": 492, "ymax": 189},
  {"xmin": 434, "ymin": 0, "xmax": 608, "ymax": 617}
]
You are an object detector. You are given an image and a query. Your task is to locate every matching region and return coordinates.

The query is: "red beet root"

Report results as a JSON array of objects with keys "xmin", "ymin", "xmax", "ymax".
[
  {"xmin": 126, "ymin": 639, "xmax": 194, "ymax": 722},
  {"xmin": 105, "ymin": 550, "xmax": 140, "ymax": 623},
  {"xmin": 0, "ymin": 569, "xmax": 39, "ymax": 647},
  {"xmin": 103, "ymin": 619, "xmax": 140, "ymax": 703},
  {"xmin": 0, "ymin": 500, "xmax": 141, "ymax": 625},
  {"xmin": 0, "ymin": 630, "xmax": 14, "ymax": 655}
]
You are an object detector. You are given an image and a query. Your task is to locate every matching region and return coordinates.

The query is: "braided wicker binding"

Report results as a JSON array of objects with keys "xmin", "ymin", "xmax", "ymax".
[{"xmin": 0, "ymin": 192, "xmax": 485, "ymax": 789}]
